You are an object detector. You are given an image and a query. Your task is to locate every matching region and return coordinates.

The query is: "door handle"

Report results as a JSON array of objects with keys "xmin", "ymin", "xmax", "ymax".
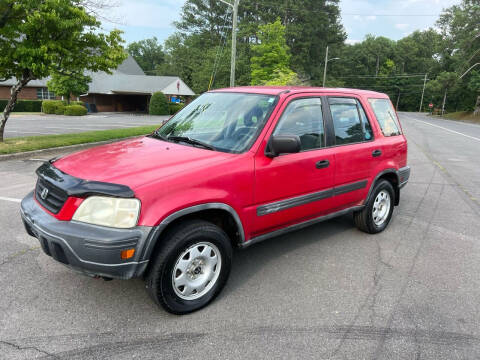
[
  {"xmin": 316, "ymin": 160, "xmax": 330, "ymax": 169},
  {"xmin": 372, "ymin": 149, "xmax": 382, "ymax": 157}
]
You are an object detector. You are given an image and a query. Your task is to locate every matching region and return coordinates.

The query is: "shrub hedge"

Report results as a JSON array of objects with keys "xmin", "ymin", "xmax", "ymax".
[
  {"xmin": 0, "ymin": 99, "xmax": 42, "ymax": 112},
  {"xmin": 42, "ymin": 100, "xmax": 65, "ymax": 114},
  {"xmin": 42, "ymin": 100, "xmax": 87, "ymax": 115},
  {"xmin": 64, "ymin": 105, "xmax": 88, "ymax": 116},
  {"xmin": 168, "ymin": 103, "xmax": 185, "ymax": 115},
  {"xmin": 55, "ymin": 105, "xmax": 66, "ymax": 115},
  {"xmin": 149, "ymin": 92, "xmax": 169, "ymax": 115}
]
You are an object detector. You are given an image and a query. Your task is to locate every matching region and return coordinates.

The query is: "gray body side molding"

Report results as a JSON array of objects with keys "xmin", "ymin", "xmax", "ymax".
[{"xmin": 140, "ymin": 203, "xmax": 245, "ymax": 261}]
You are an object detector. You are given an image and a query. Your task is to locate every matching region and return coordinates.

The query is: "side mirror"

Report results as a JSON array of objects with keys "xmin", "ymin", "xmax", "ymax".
[{"xmin": 266, "ymin": 135, "xmax": 301, "ymax": 158}]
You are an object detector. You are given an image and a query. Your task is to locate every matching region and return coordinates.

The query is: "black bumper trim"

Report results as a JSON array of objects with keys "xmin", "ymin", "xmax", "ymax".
[
  {"xmin": 21, "ymin": 192, "xmax": 152, "ymax": 280},
  {"xmin": 398, "ymin": 166, "xmax": 411, "ymax": 188}
]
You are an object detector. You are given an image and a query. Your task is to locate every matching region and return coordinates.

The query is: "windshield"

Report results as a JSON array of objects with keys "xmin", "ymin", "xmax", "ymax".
[{"xmin": 155, "ymin": 92, "xmax": 277, "ymax": 153}]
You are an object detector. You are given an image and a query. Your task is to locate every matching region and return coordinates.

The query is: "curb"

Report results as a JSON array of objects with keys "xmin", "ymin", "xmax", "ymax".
[{"xmin": 0, "ymin": 136, "xmax": 139, "ymax": 162}]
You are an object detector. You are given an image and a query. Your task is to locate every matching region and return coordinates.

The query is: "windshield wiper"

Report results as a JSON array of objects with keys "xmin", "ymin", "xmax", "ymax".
[
  {"xmin": 149, "ymin": 130, "xmax": 169, "ymax": 141},
  {"xmin": 167, "ymin": 136, "xmax": 216, "ymax": 151}
]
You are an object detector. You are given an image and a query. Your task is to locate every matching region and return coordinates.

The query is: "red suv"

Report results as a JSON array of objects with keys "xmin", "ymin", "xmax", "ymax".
[{"xmin": 21, "ymin": 87, "xmax": 409, "ymax": 314}]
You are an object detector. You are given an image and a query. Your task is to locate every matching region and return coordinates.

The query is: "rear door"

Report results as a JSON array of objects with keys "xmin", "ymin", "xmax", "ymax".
[
  {"xmin": 326, "ymin": 96, "xmax": 378, "ymax": 210},
  {"xmin": 253, "ymin": 95, "xmax": 336, "ymax": 236}
]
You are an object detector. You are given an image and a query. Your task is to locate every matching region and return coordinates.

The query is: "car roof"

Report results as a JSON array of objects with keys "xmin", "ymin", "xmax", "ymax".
[{"xmin": 211, "ymin": 86, "xmax": 388, "ymax": 98}]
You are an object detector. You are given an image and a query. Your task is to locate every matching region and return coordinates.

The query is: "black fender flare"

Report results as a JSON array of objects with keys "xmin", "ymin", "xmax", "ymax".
[
  {"xmin": 139, "ymin": 203, "xmax": 245, "ymax": 262},
  {"xmin": 365, "ymin": 169, "xmax": 401, "ymax": 206}
]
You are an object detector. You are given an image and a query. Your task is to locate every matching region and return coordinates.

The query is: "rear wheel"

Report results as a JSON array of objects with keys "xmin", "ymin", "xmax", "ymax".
[
  {"xmin": 354, "ymin": 180, "xmax": 395, "ymax": 234},
  {"xmin": 145, "ymin": 220, "xmax": 232, "ymax": 314}
]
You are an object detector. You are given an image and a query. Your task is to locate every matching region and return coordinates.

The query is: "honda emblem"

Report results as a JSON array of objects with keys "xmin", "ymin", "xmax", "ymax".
[{"xmin": 40, "ymin": 188, "xmax": 49, "ymax": 200}]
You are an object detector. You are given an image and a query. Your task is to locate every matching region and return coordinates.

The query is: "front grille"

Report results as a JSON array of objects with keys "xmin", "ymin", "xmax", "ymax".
[{"xmin": 35, "ymin": 177, "xmax": 68, "ymax": 214}]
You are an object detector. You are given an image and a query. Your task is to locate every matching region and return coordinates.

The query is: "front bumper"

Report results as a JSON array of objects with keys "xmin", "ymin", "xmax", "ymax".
[{"xmin": 21, "ymin": 191, "xmax": 153, "ymax": 279}]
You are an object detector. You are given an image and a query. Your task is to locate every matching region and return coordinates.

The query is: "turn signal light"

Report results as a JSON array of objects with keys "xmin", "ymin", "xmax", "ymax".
[{"xmin": 121, "ymin": 249, "xmax": 135, "ymax": 260}]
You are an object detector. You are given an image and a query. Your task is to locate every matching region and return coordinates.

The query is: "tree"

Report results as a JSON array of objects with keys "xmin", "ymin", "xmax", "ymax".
[
  {"xmin": 169, "ymin": 0, "xmax": 346, "ymax": 90},
  {"xmin": 264, "ymin": 69, "xmax": 303, "ymax": 86},
  {"xmin": 437, "ymin": 0, "xmax": 480, "ymax": 111},
  {"xmin": 468, "ymin": 71, "xmax": 480, "ymax": 115},
  {"xmin": 47, "ymin": 73, "xmax": 91, "ymax": 104},
  {"xmin": 127, "ymin": 37, "xmax": 165, "ymax": 73},
  {"xmin": 251, "ymin": 19, "xmax": 295, "ymax": 85},
  {"xmin": 0, "ymin": 0, "xmax": 126, "ymax": 142},
  {"xmin": 435, "ymin": 72, "xmax": 458, "ymax": 114},
  {"xmin": 149, "ymin": 92, "xmax": 169, "ymax": 115}
]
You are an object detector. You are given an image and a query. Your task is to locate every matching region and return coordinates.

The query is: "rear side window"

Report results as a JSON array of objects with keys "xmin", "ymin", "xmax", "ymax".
[
  {"xmin": 329, "ymin": 97, "xmax": 373, "ymax": 145},
  {"xmin": 368, "ymin": 98, "xmax": 402, "ymax": 136},
  {"xmin": 274, "ymin": 98, "xmax": 325, "ymax": 151}
]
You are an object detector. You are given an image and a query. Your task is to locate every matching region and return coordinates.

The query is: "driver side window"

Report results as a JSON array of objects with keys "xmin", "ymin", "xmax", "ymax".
[{"xmin": 273, "ymin": 98, "xmax": 325, "ymax": 151}]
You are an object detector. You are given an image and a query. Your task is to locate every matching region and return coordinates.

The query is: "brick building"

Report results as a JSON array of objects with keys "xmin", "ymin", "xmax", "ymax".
[{"xmin": 0, "ymin": 56, "xmax": 195, "ymax": 112}]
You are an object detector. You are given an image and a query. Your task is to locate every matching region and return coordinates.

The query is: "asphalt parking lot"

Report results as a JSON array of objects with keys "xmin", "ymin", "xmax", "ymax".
[
  {"xmin": 5, "ymin": 113, "xmax": 169, "ymax": 138},
  {"xmin": 1, "ymin": 112, "xmax": 480, "ymax": 359}
]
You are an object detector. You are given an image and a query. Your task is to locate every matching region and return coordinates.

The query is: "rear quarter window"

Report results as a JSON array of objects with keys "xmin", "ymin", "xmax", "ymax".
[{"xmin": 368, "ymin": 98, "xmax": 402, "ymax": 136}]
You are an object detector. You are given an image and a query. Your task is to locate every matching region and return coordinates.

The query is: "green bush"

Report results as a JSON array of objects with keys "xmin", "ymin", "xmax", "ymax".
[
  {"xmin": 55, "ymin": 105, "xmax": 65, "ymax": 115},
  {"xmin": 42, "ymin": 100, "xmax": 65, "ymax": 114},
  {"xmin": 70, "ymin": 100, "xmax": 84, "ymax": 106},
  {"xmin": 0, "ymin": 99, "xmax": 42, "ymax": 112},
  {"xmin": 149, "ymin": 92, "xmax": 169, "ymax": 115},
  {"xmin": 64, "ymin": 104, "xmax": 87, "ymax": 116},
  {"xmin": 168, "ymin": 103, "xmax": 185, "ymax": 115}
]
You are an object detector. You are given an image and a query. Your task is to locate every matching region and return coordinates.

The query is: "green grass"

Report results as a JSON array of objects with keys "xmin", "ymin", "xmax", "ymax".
[
  {"xmin": 10, "ymin": 112, "xmax": 43, "ymax": 115},
  {"xmin": 0, "ymin": 125, "xmax": 158, "ymax": 155},
  {"xmin": 441, "ymin": 111, "xmax": 480, "ymax": 124}
]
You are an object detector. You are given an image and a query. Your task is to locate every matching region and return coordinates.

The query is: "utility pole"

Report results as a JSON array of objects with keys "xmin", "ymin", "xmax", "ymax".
[
  {"xmin": 419, "ymin": 73, "xmax": 427, "ymax": 112},
  {"xmin": 219, "ymin": 0, "xmax": 240, "ymax": 87},
  {"xmin": 323, "ymin": 46, "xmax": 329, "ymax": 87},
  {"xmin": 322, "ymin": 46, "xmax": 340, "ymax": 87},
  {"xmin": 441, "ymin": 88, "xmax": 448, "ymax": 116}
]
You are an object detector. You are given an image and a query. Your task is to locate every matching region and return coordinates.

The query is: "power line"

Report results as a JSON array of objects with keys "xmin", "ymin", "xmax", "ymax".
[
  {"xmin": 209, "ymin": 8, "xmax": 231, "ymax": 90},
  {"xmin": 252, "ymin": 2, "xmax": 441, "ymax": 17},
  {"xmin": 336, "ymin": 74, "xmax": 428, "ymax": 79}
]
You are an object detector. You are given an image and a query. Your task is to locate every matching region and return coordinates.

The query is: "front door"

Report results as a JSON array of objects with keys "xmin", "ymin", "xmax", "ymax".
[{"xmin": 253, "ymin": 96, "xmax": 336, "ymax": 236}]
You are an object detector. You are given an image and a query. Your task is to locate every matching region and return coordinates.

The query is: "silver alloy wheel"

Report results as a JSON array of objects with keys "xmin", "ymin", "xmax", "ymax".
[
  {"xmin": 172, "ymin": 242, "xmax": 222, "ymax": 301},
  {"xmin": 372, "ymin": 190, "xmax": 391, "ymax": 226}
]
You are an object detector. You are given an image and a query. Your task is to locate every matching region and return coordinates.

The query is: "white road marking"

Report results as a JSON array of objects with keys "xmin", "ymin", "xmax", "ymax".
[
  {"xmin": 413, "ymin": 118, "xmax": 480, "ymax": 142},
  {"xmin": 0, "ymin": 196, "xmax": 22, "ymax": 203}
]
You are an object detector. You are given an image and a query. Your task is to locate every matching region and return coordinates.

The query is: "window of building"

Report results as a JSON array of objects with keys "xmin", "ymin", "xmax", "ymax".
[
  {"xmin": 368, "ymin": 98, "xmax": 402, "ymax": 136},
  {"xmin": 273, "ymin": 97, "xmax": 325, "ymax": 151},
  {"xmin": 36, "ymin": 88, "xmax": 56, "ymax": 100},
  {"xmin": 329, "ymin": 97, "xmax": 373, "ymax": 145}
]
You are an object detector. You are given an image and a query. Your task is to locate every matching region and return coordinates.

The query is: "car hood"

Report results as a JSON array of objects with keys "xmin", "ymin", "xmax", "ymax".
[{"xmin": 53, "ymin": 136, "xmax": 236, "ymax": 190}]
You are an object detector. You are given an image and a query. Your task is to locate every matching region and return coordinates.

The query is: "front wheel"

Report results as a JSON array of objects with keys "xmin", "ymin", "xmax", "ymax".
[
  {"xmin": 354, "ymin": 180, "xmax": 395, "ymax": 234},
  {"xmin": 145, "ymin": 220, "xmax": 232, "ymax": 314}
]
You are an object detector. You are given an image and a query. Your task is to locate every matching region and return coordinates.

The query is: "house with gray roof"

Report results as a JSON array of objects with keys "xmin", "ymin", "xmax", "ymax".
[{"xmin": 0, "ymin": 55, "xmax": 195, "ymax": 112}]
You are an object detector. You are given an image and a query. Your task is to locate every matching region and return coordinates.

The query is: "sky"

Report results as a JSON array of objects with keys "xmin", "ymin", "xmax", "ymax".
[{"xmin": 101, "ymin": 0, "xmax": 461, "ymax": 46}]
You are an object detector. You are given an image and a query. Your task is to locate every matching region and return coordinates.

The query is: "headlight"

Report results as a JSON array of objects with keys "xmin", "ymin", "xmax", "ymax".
[{"xmin": 72, "ymin": 196, "xmax": 141, "ymax": 229}]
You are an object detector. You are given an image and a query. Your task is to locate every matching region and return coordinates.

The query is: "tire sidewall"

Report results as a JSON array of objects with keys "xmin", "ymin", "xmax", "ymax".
[
  {"xmin": 158, "ymin": 227, "xmax": 232, "ymax": 314},
  {"xmin": 367, "ymin": 180, "xmax": 395, "ymax": 233}
]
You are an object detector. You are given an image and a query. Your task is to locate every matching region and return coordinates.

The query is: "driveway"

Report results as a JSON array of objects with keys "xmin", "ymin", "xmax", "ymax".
[
  {"xmin": 5, "ymin": 113, "xmax": 169, "ymax": 138},
  {"xmin": 0, "ymin": 112, "xmax": 479, "ymax": 359}
]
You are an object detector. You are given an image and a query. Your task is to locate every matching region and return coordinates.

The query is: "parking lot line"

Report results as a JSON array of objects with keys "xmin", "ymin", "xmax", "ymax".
[{"xmin": 0, "ymin": 196, "xmax": 22, "ymax": 203}]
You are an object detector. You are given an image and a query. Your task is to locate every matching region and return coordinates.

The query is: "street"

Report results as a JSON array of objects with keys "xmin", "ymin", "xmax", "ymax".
[
  {"xmin": 0, "ymin": 112, "xmax": 479, "ymax": 359},
  {"xmin": 5, "ymin": 113, "xmax": 169, "ymax": 138}
]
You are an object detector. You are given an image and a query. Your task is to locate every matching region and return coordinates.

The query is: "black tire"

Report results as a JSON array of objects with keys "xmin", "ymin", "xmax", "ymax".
[
  {"xmin": 354, "ymin": 179, "xmax": 395, "ymax": 234},
  {"xmin": 145, "ymin": 220, "xmax": 232, "ymax": 314}
]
